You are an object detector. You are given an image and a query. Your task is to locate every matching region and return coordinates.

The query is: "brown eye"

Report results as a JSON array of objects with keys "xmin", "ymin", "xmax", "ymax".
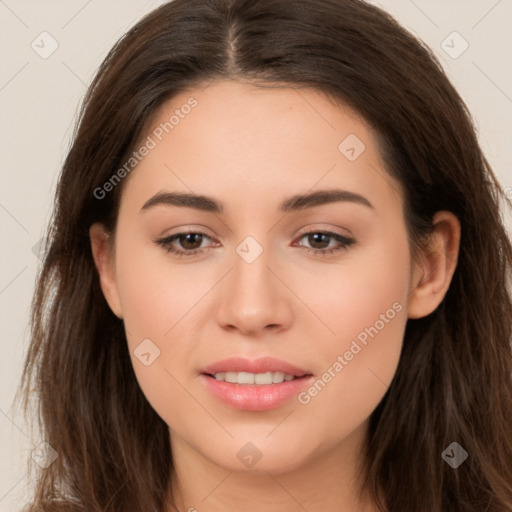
[
  {"xmin": 155, "ymin": 231, "xmax": 215, "ymax": 257},
  {"xmin": 294, "ymin": 231, "xmax": 356, "ymax": 256},
  {"xmin": 176, "ymin": 233, "xmax": 204, "ymax": 250}
]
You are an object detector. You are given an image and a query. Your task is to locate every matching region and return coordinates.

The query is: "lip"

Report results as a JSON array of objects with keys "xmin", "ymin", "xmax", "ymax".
[
  {"xmin": 200, "ymin": 356, "xmax": 314, "ymax": 411},
  {"xmin": 201, "ymin": 356, "xmax": 311, "ymax": 377}
]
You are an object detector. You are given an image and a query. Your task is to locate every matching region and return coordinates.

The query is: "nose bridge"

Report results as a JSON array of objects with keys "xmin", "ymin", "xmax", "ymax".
[
  {"xmin": 216, "ymin": 233, "xmax": 293, "ymax": 334},
  {"xmin": 231, "ymin": 233, "xmax": 277, "ymax": 303}
]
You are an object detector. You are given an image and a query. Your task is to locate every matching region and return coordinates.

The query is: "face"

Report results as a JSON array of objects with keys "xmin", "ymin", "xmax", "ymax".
[{"xmin": 90, "ymin": 80, "xmax": 432, "ymax": 475}]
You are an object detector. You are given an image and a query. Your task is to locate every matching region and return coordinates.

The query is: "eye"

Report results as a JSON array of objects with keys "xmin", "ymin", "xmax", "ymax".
[
  {"xmin": 293, "ymin": 230, "xmax": 356, "ymax": 256},
  {"xmin": 154, "ymin": 230, "xmax": 217, "ymax": 258},
  {"xmin": 154, "ymin": 229, "xmax": 356, "ymax": 258}
]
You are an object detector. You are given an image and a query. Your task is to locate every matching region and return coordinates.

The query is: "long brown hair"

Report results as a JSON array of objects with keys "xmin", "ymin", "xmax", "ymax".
[{"xmin": 17, "ymin": 0, "xmax": 512, "ymax": 510}]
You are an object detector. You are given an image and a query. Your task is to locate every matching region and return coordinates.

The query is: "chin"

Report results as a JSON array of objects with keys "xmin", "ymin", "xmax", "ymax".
[{"xmin": 203, "ymin": 438, "xmax": 317, "ymax": 475}]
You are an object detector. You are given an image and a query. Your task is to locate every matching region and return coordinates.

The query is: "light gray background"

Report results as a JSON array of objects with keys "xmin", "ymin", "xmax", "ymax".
[{"xmin": 1, "ymin": 1, "xmax": 511, "ymax": 510}]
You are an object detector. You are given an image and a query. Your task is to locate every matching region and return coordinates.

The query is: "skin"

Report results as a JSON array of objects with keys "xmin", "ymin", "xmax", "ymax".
[{"xmin": 90, "ymin": 80, "xmax": 460, "ymax": 512}]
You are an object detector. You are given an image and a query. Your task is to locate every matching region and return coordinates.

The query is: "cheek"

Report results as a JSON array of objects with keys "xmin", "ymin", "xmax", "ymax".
[
  {"xmin": 291, "ymin": 226, "xmax": 410, "ymax": 346},
  {"xmin": 295, "ymin": 235, "xmax": 410, "ymax": 432},
  {"xmin": 112, "ymin": 237, "xmax": 203, "ymax": 416},
  {"xmin": 114, "ymin": 232, "xmax": 206, "ymax": 336}
]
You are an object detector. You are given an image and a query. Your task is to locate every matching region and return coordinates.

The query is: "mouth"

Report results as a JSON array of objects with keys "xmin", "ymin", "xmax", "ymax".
[
  {"xmin": 199, "ymin": 356, "xmax": 314, "ymax": 411},
  {"xmin": 203, "ymin": 371, "xmax": 310, "ymax": 385},
  {"xmin": 200, "ymin": 355, "xmax": 312, "ymax": 380}
]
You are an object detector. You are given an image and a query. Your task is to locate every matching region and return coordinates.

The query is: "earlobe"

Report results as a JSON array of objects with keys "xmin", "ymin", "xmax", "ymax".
[
  {"xmin": 89, "ymin": 223, "xmax": 123, "ymax": 319},
  {"xmin": 407, "ymin": 211, "xmax": 461, "ymax": 319}
]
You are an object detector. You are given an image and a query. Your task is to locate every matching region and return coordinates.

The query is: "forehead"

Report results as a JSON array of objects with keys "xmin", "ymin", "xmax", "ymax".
[
  {"xmin": 120, "ymin": 80, "xmax": 403, "ymax": 216},
  {"xmin": 156, "ymin": 79, "xmax": 369, "ymax": 147}
]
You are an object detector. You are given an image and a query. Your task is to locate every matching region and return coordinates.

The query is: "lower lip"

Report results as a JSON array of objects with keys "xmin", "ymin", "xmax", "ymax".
[{"xmin": 201, "ymin": 373, "xmax": 314, "ymax": 411}]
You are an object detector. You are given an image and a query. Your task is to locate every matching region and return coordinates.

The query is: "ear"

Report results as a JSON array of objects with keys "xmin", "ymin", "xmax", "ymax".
[
  {"xmin": 407, "ymin": 211, "xmax": 461, "ymax": 319},
  {"xmin": 89, "ymin": 223, "xmax": 123, "ymax": 319}
]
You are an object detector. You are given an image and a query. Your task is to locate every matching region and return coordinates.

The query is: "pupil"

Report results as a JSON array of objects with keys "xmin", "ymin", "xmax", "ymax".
[
  {"xmin": 309, "ymin": 233, "xmax": 329, "ymax": 249},
  {"xmin": 181, "ymin": 233, "xmax": 202, "ymax": 250}
]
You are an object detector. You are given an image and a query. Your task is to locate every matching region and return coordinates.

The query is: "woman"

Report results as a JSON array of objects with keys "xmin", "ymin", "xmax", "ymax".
[{"xmin": 18, "ymin": 0, "xmax": 512, "ymax": 510}]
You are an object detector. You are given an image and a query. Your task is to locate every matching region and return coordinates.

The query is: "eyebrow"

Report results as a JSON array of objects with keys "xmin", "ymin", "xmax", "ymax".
[{"xmin": 140, "ymin": 188, "xmax": 374, "ymax": 214}]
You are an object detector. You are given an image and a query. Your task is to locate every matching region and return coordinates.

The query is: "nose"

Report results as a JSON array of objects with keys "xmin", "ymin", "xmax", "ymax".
[{"xmin": 216, "ymin": 243, "xmax": 294, "ymax": 337}]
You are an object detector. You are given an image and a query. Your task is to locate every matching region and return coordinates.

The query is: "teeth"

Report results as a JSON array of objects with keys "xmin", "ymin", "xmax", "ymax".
[{"xmin": 212, "ymin": 371, "xmax": 298, "ymax": 385}]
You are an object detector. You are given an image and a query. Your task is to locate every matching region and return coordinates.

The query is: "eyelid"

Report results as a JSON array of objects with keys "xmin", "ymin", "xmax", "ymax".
[
  {"xmin": 294, "ymin": 224, "xmax": 353, "ymax": 238},
  {"xmin": 157, "ymin": 224, "xmax": 352, "ymax": 245},
  {"xmin": 154, "ymin": 224, "xmax": 356, "ymax": 259},
  {"xmin": 161, "ymin": 224, "xmax": 216, "ymax": 238}
]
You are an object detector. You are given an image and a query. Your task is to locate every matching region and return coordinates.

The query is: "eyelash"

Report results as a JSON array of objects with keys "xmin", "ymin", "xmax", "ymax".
[{"xmin": 154, "ymin": 229, "xmax": 356, "ymax": 258}]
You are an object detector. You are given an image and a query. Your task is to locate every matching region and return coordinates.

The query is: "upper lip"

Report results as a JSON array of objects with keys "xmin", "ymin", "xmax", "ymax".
[{"xmin": 201, "ymin": 356, "xmax": 312, "ymax": 377}]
